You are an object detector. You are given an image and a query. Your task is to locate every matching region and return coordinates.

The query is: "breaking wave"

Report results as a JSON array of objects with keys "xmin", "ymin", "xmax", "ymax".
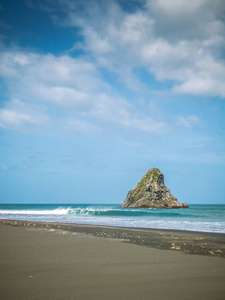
[{"xmin": 0, "ymin": 204, "xmax": 225, "ymax": 233}]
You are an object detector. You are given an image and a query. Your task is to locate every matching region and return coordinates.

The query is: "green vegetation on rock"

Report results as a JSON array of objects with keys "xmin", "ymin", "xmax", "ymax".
[
  {"xmin": 131, "ymin": 168, "xmax": 161, "ymax": 201},
  {"xmin": 120, "ymin": 167, "xmax": 189, "ymax": 209},
  {"xmin": 138, "ymin": 172, "xmax": 150, "ymax": 189},
  {"xmin": 152, "ymin": 168, "xmax": 161, "ymax": 181}
]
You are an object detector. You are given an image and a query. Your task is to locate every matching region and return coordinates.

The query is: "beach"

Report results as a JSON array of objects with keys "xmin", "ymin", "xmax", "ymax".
[{"xmin": 0, "ymin": 220, "xmax": 225, "ymax": 300}]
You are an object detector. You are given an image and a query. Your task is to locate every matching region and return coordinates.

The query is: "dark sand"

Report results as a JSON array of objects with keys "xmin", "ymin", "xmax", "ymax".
[{"xmin": 0, "ymin": 220, "xmax": 225, "ymax": 300}]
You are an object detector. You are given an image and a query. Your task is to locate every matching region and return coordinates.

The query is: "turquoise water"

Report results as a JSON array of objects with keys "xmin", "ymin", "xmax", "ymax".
[{"xmin": 0, "ymin": 204, "xmax": 225, "ymax": 234}]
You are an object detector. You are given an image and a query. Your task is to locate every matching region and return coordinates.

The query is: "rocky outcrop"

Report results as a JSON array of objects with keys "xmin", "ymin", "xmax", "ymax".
[{"xmin": 121, "ymin": 168, "xmax": 189, "ymax": 209}]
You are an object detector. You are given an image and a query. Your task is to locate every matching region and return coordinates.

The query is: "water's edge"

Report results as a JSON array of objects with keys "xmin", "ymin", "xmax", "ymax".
[{"xmin": 0, "ymin": 204, "xmax": 225, "ymax": 234}]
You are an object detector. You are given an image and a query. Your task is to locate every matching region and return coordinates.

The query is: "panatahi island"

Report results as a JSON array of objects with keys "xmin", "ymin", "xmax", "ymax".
[{"xmin": 121, "ymin": 168, "xmax": 189, "ymax": 209}]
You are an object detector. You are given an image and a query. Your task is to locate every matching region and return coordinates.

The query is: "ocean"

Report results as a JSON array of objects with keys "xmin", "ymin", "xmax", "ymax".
[{"xmin": 0, "ymin": 204, "xmax": 225, "ymax": 234}]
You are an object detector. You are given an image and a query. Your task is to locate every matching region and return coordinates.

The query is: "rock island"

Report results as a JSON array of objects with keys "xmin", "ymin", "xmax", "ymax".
[{"xmin": 121, "ymin": 168, "xmax": 189, "ymax": 209}]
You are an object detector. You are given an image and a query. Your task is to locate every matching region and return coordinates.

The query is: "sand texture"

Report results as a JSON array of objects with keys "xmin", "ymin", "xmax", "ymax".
[{"xmin": 0, "ymin": 220, "xmax": 225, "ymax": 300}]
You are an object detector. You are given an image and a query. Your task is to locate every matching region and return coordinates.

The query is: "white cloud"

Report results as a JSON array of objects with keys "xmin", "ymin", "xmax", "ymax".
[
  {"xmin": 88, "ymin": 92, "xmax": 168, "ymax": 133},
  {"xmin": 0, "ymin": 98, "xmax": 100, "ymax": 136},
  {"xmin": 56, "ymin": 0, "xmax": 225, "ymax": 98},
  {"xmin": 2, "ymin": 0, "xmax": 224, "ymax": 135},
  {"xmin": 0, "ymin": 99, "xmax": 50, "ymax": 131},
  {"xmin": 147, "ymin": 0, "xmax": 225, "ymax": 41},
  {"xmin": 0, "ymin": 52, "xmax": 104, "ymax": 101},
  {"xmin": 0, "ymin": 51, "xmax": 110, "ymax": 114},
  {"xmin": 0, "ymin": 49, "xmax": 167, "ymax": 134},
  {"xmin": 172, "ymin": 56, "xmax": 225, "ymax": 97},
  {"xmin": 31, "ymin": 85, "xmax": 93, "ymax": 112},
  {"xmin": 177, "ymin": 115, "xmax": 200, "ymax": 129},
  {"xmin": 149, "ymin": 0, "xmax": 204, "ymax": 15}
]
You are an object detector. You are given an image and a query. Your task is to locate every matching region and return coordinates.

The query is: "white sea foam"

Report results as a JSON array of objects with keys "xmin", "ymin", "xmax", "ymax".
[
  {"xmin": 0, "ymin": 207, "xmax": 70, "ymax": 215},
  {"xmin": 0, "ymin": 206, "xmax": 118, "ymax": 216},
  {"xmin": 1, "ymin": 204, "xmax": 225, "ymax": 234}
]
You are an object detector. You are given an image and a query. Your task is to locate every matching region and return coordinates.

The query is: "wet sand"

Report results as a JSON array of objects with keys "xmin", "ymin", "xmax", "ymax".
[{"xmin": 0, "ymin": 220, "xmax": 225, "ymax": 300}]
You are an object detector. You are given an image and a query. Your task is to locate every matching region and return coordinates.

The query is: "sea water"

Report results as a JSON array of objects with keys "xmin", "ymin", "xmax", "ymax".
[{"xmin": 0, "ymin": 204, "xmax": 225, "ymax": 234}]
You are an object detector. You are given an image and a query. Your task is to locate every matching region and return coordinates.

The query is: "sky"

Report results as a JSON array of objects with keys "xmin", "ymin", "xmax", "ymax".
[{"xmin": 0, "ymin": 0, "xmax": 225, "ymax": 205}]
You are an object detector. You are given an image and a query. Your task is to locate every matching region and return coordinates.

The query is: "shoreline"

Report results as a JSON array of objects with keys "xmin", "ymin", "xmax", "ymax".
[
  {"xmin": 1, "ymin": 220, "xmax": 225, "ymax": 299},
  {"xmin": 1, "ymin": 218, "xmax": 225, "ymax": 258}
]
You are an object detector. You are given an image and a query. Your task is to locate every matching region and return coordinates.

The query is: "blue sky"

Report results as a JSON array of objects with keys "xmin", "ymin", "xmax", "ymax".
[{"xmin": 0, "ymin": 0, "xmax": 225, "ymax": 204}]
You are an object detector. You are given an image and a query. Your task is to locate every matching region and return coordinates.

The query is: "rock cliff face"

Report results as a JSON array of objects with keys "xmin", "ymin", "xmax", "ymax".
[{"xmin": 121, "ymin": 168, "xmax": 189, "ymax": 209}]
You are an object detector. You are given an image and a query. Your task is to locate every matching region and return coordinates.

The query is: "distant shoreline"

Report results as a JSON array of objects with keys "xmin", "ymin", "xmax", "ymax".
[{"xmin": 1, "ymin": 218, "xmax": 225, "ymax": 258}]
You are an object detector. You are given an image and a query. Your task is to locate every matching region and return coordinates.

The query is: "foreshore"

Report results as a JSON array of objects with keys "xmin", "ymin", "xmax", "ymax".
[
  {"xmin": 1, "ymin": 219, "xmax": 225, "ymax": 299},
  {"xmin": 1, "ymin": 219, "xmax": 225, "ymax": 257}
]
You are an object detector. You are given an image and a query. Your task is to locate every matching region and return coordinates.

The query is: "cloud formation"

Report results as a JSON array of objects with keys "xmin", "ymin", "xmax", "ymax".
[
  {"xmin": 1, "ymin": 0, "xmax": 224, "ymax": 135},
  {"xmin": 177, "ymin": 115, "xmax": 200, "ymax": 129},
  {"xmin": 0, "ymin": 99, "xmax": 50, "ymax": 131},
  {"xmin": 0, "ymin": 49, "xmax": 167, "ymax": 134},
  {"xmin": 60, "ymin": 0, "xmax": 225, "ymax": 97}
]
